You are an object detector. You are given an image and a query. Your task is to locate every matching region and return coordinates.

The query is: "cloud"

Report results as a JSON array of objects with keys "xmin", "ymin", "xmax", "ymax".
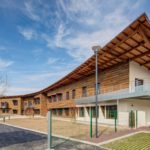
[
  {"xmin": 24, "ymin": 1, "xmax": 40, "ymax": 21},
  {"xmin": 57, "ymin": 0, "xmax": 102, "ymax": 25},
  {"xmin": 47, "ymin": 57, "xmax": 58, "ymax": 65},
  {"xmin": 0, "ymin": 58, "xmax": 14, "ymax": 70},
  {"xmin": 6, "ymin": 87, "xmax": 40, "ymax": 96},
  {"xmin": 18, "ymin": 27, "xmax": 37, "ymax": 40}
]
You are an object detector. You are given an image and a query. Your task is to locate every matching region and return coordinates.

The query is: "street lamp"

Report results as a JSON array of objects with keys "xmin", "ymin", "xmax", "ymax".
[{"xmin": 92, "ymin": 45, "xmax": 101, "ymax": 138}]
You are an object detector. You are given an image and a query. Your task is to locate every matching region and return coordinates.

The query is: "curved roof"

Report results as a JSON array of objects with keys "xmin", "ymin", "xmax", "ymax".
[
  {"xmin": 41, "ymin": 13, "xmax": 150, "ymax": 93},
  {"xmin": 1, "ymin": 13, "xmax": 150, "ymax": 98}
]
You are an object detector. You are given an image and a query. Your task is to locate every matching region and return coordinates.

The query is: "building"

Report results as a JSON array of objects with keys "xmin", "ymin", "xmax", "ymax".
[{"xmin": 0, "ymin": 13, "xmax": 150, "ymax": 127}]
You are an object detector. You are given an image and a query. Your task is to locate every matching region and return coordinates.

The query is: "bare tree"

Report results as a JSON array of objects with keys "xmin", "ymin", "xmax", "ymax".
[{"xmin": 0, "ymin": 73, "xmax": 8, "ymax": 97}]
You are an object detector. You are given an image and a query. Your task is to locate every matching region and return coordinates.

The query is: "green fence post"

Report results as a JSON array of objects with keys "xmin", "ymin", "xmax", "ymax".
[
  {"xmin": 115, "ymin": 110, "xmax": 117, "ymax": 132},
  {"xmin": 136, "ymin": 110, "xmax": 138, "ymax": 128},
  {"xmin": 90, "ymin": 108, "xmax": 93, "ymax": 138}
]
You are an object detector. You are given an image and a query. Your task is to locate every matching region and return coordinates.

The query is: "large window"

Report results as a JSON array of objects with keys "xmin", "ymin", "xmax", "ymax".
[
  {"xmin": 66, "ymin": 92, "xmax": 69, "ymax": 100},
  {"xmin": 12, "ymin": 100, "xmax": 18, "ymax": 106},
  {"xmin": 79, "ymin": 107, "xmax": 84, "ymax": 117},
  {"xmin": 82, "ymin": 86, "xmax": 87, "ymax": 97},
  {"xmin": 91, "ymin": 106, "xmax": 99, "ymax": 118},
  {"xmin": 72, "ymin": 89, "xmax": 76, "ymax": 99},
  {"xmin": 106, "ymin": 105, "xmax": 117, "ymax": 119},
  {"xmin": 87, "ymin": 107, "xmax": 99, "ymax": 118}
]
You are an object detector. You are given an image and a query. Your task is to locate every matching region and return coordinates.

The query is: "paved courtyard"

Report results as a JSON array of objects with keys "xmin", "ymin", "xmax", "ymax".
[
  {"xmin": 0, "ymin": 117, "xmax": 127, "ymax": 142},
  {"xmin": 0, "ymin": 124, "xmax": 104, "ymax": 150}
]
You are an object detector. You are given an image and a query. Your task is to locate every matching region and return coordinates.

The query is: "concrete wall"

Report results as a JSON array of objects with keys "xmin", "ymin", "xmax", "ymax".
[
  {"xmin": 118, "ymin": 99, "xmax": 150, "ymax": 126},
  {"xmin": 129, "ymin": 61, "xmax": 150, "ymax": 91}
]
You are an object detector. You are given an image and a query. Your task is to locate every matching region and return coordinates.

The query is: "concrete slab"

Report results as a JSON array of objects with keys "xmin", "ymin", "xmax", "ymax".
[{"xmin": 0, "ymin": 124, "xmax": 105, "ymax": 150}]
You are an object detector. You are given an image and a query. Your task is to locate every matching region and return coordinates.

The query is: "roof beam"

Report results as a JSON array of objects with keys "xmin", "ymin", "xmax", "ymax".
[
  {"xmin": 141, "ymin": 60, "xmax": 150, "ymax": 66},
  {"xmin": 138, "ymin": 25, "xmax": 150, "ymax": 48},
  {"xmin": 103, "ymin": 27, "xmax": 139, "ymax": 54},
  {"xmin": 132, "ymin": 50, "xmax": 150, "ymax": 60}
]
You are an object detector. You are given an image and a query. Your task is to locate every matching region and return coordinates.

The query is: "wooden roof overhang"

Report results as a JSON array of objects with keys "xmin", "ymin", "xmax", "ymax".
[
  {"xmin": 42, "ymin": 13, "xmax": 150, "ymax": 93},
  {"xmin": 1, "ymin": 13, "xmax": 150, "ymax": 98}
]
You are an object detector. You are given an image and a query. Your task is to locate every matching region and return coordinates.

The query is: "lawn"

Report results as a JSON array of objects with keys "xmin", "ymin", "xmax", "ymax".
[{"xmin": 102, "ymin": 133, "xmax": 150, "ymax": 150}]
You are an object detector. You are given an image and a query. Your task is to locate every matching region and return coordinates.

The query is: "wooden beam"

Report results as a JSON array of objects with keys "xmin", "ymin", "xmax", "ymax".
[
  {"xmin": 141, "ymin": 60, "xmax": 150, "ymax": 66},
  {"xmin": 138, "ymin": 25, "xmax": 150, "ymax": 47},
  {"xmin": 103, "ymin": 27, "xmax": 139, "ymax": 54},
  {"xmin": 132, "ymin": 50, "xmax": 150, "ymax": 60}
]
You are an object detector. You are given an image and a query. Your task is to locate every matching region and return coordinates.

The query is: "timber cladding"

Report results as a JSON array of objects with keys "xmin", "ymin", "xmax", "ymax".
[
  {"xmin": 0, "ymin": 97, "xmax": 22, "ymax": 115},
  {"xmin": 47, "ymin": 62, "xmax": 129, "ymax": 109}
]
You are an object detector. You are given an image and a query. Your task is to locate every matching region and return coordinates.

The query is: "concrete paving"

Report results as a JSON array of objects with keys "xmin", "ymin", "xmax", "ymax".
[{"xmin": 0, "ymin": 124, "xmax": 105, "ymax": 150}]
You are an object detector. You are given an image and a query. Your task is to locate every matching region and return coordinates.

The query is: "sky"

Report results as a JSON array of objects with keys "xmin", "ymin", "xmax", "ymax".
[{"xmin": 0, "ymin": 0, "xmax": 150, "ymax": 96}]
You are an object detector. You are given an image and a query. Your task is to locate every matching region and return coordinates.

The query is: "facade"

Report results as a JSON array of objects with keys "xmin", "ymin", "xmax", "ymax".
[{"xmin": 0, "ymin": 13, "xmax": 150, "ymax": 127}]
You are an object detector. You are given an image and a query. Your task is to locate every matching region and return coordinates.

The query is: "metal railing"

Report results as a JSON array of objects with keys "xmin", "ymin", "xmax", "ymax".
[{"xmin": 75, "ymin": 82, "xmax": 150, "ymax": 105}]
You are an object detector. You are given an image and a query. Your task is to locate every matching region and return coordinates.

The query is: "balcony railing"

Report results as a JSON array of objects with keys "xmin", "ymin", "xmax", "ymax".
[
  {"xmin": 75, "ymin": 82, "xmax": 150, "ymax": 105},
  {"xmin": 24, "ymin": 104, "xmax": 34, "ymax": 109}
]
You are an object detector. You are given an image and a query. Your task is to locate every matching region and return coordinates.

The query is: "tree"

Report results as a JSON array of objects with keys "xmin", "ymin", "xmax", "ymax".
[{"xmin": 0, "ymin": 73, "xmax": 8, "ymax": 97}]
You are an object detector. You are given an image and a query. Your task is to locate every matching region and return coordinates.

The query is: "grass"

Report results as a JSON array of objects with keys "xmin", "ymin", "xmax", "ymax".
[{"xmin": 102, "ymin": 133, "xmax": 150, "ymax": 150}]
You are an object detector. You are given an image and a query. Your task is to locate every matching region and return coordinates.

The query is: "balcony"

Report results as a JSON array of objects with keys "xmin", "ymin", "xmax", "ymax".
[
  {"xmin": 0, "ymin": 102, "xmax": 9, "ymax": 109},
  {"xmin": 75, "ymin": 82, "xmax": 150, "ymax": 105}
]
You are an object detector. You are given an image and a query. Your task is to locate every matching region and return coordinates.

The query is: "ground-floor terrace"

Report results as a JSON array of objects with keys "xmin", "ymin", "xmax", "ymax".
[{"xmin": 50, "ymin": 98, "xmax": 150, "ymax": 128}]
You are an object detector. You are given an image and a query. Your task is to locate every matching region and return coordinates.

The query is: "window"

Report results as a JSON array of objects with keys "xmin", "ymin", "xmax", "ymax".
[
  {"xmin": 13, "ymin": 109, "xmax": 18, "ymax": 114},
  {"xmin": 72, "ymin": 89, "xmax": 76, "ymax": 99},
  {"xmin": 2, "ymin": 109, "xmax": 9, "ymax": 113},
  {"xmin": 1, "ymin": 102, "xmax": 8, "ymax": 108},
  {"xmin": 53, "ymin": 95, "xmax": 57, "ymax": 102},
  {"xmin": 34, "ymin": 109, "xmax": 40, "ymax": 114},
  {"xmin": 66, "ymin": 92, "xmax": 69, "ymax": 100},
  {"xmin": 87, "ymin": 107, "xmax": 99, "ymax": 118},
  {"xmin": 106, "ymin": 105, "xmax": 117, "ymax": 119},
  {"xmin": 48, "ymin": 96, "xmax": 52, "ymax": 103},
  {"xmin": 135, "ymin": 78, "xmax": 144, "ymax": 91},
  {"xmin": 95, "ymin": 83, "xmax": 100, "ymax": 94},
  {"xmin": 91, "ymin": 106, "xmax": 99, "ymax": 118},
  {"xmin": 34, "ymin": 98, "xmax": 40, "ymax": 105},
  {"xmin": 135, "ymin": 78, "xmax": 144, "ymax": 86},
  {"xmin": 57, "ymin": 94, "xmax": 63, "ymax": 101},
  {"xmin": 52, "ymin": 109, "xmax": 57, "ymax": 116},
  {"xmin": 82, "ymin": 86, "xmax": 87, "ymax": 97},
  {"xmin": 28, "ymin": 101, "xmax": 33, "ymax": 107},
  {"xmin": 79, "ymin": 107, "xmax": 84, "ymax": 117},
  {"xmin": 12, "ymin": 100, "xmax": 18, "ymax": 106},
  {"xmin": 58, "ymin": 109, "xmax": 63, "ymax": 116},
  {"xmin": 64, "ymin": 108, "xmax": 69, "ymax": 116}
]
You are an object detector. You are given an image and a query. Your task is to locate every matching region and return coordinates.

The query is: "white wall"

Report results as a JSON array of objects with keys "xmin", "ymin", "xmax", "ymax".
[
  {"xmin": 118, "ymin": 99, "xmax": 150, "ymax": 126},
  {"xmin": 129, "ymin": 61, "xmax": 150, "ymax": 91}
]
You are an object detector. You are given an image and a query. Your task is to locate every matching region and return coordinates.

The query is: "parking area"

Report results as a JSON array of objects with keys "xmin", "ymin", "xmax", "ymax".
[{"xmin": 0, "ymin": 124, "xmax": 104, "ymax": 150}]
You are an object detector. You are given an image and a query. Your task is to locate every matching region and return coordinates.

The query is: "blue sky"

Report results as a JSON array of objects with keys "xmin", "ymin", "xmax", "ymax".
[{"xmin": 0, "ymin": 0, "xmax": 150, "ymax": 95}]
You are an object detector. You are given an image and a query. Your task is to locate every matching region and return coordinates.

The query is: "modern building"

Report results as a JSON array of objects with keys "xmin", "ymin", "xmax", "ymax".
[{"xmin": 0, "ymin": 13, "xmax": 150, "ymax": 127}]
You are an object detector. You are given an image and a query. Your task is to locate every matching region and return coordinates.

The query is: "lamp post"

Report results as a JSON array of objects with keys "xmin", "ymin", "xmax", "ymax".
[{"xmin": 92, "ymin": 45, "xmax": 101, "ymax": 138}]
